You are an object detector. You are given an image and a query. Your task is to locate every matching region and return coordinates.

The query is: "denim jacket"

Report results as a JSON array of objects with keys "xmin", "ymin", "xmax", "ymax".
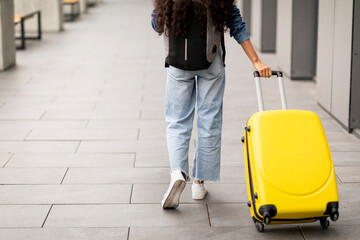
[{"xmin": 151, "ymin": 4, "xmax": 250, "ymax": 44}]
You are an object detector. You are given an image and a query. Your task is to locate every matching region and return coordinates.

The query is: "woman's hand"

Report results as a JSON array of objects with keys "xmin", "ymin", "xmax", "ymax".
[
  {"xmin": 240, "ymin": 40, "xmax": 272, "ymax": 78},
  {"xmin": 253, "ymin": 60, "xmax": 272, "ymax": 78}
]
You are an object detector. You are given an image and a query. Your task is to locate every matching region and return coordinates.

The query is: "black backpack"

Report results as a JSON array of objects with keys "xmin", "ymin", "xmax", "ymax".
[{"xmin": 163, "ymin": 2, "xmax": 226, "ymax": 70}]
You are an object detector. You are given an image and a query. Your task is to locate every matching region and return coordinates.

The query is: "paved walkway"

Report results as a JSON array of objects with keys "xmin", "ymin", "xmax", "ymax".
[{"xmin": 0, "ymin": 0, "xmax": 359, "ymax": 239}]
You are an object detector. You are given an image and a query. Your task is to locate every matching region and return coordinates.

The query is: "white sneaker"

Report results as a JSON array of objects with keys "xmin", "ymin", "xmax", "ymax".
[
  {"xmin": 161, "ymin": 170, "xmax": 186, "ymax": 209},
  {"xmin": 192, "ymin": 182, "xmax": 208, "ymax": 200}
]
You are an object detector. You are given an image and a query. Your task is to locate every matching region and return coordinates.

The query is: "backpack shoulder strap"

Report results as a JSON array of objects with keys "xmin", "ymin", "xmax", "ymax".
[{"xmin": 221, "ymin": 32, "xmax": 226, "ymax": 67}]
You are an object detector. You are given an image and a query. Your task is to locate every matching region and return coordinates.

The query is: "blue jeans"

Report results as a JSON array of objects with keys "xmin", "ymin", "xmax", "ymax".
[{"xmin": 165, "ymin": 51, "xmax": 225, "ymax": 182}]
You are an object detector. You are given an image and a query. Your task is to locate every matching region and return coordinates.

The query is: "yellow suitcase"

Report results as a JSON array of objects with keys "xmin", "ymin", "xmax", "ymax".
[{"xmin": 242, "ymin": 71, "xmax": 339, "ymax": 232}]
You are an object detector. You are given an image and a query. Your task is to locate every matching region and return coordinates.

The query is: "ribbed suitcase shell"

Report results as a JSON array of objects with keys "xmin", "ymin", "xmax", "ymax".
[{"xmin": 243, "ymin": 110, "xmax": 339, "ymax": 224}]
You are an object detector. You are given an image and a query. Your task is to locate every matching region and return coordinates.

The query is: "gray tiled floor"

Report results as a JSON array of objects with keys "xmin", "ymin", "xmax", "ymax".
[{"xmin": 0, "ymin": 0, "xmax": 359, "ymax": 239}]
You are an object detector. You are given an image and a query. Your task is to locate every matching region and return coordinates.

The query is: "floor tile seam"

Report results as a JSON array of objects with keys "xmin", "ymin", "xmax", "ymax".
[
  {"xmin": 92, "ymin": 102, "xmax": 97, "ymax": 111},
  {"xmin": 74, "ymin": 141, "xmax": 82, "ymax": 153},
  {"xmin": 60, "ymin": 168, "xmax": 69, "ymax": 184},
  {"xmin": 2, "ymin": 167, "xmax": 138, "ymax": 169},
  {"xmin": 23, "ymin": 129, "xmax": 33, "ymax": 141},
  {"xmin": 334, "ymin": 164, "xmax": 360, "ymax": 166},
  {"xmin": 0, "ymin": 140, "xmax": 81, "ymax": 142},
  {"xmin": 133, "ymin": 152, "xmax": 137, "ymax": 168},
  {"xmin": 0, "ymin": 183, "xmax": 133, "ymax": 186},
  {"xmin": 127, "ymin": 227, "xmax": 130, "ymax": 240},
  {"xmin": 0, "ymin": 183, "xmax": 121, "ymax": 186},
  {"xmin": 0, "ymin": 119, "xmax": 87, "ymax": 122},
  {"xmin": 205, "ymin": 203, "xmax": 212, "ymax": 227},
  {"xmin": 0, "ymin": 167, "xmax": 73, "ymax": 170},
  {"xmin": 22, "ymin": 139, "xmax": 141, "ymax": 141},
  {"xmin": 131, "ymin": 183, "xmax": 247, "ymax": 185},
  {"xmin": 0, "ymin": 203, "xmax": 165, "ymax": 206},
  {"xmin": 26, "ymin": 127, "xmax": 142, "ymax": 131},
  {"xmin": 131, "ymin": 201, "xmax": 247, "ymax": 204},
  {"xmin": 12, "ymin": 89, "xmax": 21, "ymax": 97},
  {"xmin": 129, "ymin": 184, "xmax": 133, "ymax": 204},
  {"xmin": 0, "ymin": 166, "xmax": 170, "ymax": 169},
  {"xmin": 39, "ymin": 111, "xmax": 47, "ymax": 120},
  {"xmin": 0, "ymin": 118, "xmax": 53, "ymax": 121},
  {"xmin": 122, "ymin": 226, "xmax": 257, "ymax": 229},
  {"xmin": 206, "ymin": 203, "xmax": 247, "ymax": 205},
  {"xmin": 10, "ymin": 152, "xmax": 136, "ymax": 155},
  {"xmin": 38, "ymin": 118, "xmax": 144, "ymax": 121},
  {"xmin": 43, "ymin": 182, "xmax": 248, "ymax": 185},
  {"xmin": 136, "ymin": 129, "xmax": 140, "ymax": 140},
  {"xmin": 0, "ymin": 203, "xmax": 211, "ymax": 207},
  {"xmin": 0, "ymin": 183, "xmax": 174, "ymax": 186},
  {"xmin": 1, "ymin": 153, "xmax": 14, "ymax": 168},
  {"xmin": 134, "ymin": 165, "xmax": 171, "ymax": 168},
  {"xmin": 0, "ymin": 226, "xmax": 281, "ymax": 229},
  {"xmin": 335, "ymin": 174, "xmax": 343, "ymax": 183},
  {"xmin": 337, "ymin": 180, "xmax": 360, "ymax": 184},
  {"xmin": 41, "ymin": 205, "xmax": 53, "ymax": 228},
  {"xmin": 298, "ymin": 225, "xmax": 308, "ymax": 240}
]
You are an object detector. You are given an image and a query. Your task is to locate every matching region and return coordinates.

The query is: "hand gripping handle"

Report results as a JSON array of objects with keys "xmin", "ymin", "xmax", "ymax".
[
  {"xmin": 254, "ymin": 71, "xmax": 283, "ymax": 78},
  {"xmin": 253, "ymin": 71, "xmax": 287, "ymax": 112}
]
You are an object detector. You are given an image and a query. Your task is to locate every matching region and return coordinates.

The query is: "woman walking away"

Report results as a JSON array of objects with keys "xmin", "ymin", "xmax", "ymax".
[{"xmin": 151, "ymin": 0, "xmax": 271, "ymax": 209}]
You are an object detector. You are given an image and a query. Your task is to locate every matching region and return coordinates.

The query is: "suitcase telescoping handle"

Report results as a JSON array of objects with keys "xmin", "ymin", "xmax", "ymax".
[{"xmin": 253, "ymin": 70, "xmax": 287, "ymax": 112}]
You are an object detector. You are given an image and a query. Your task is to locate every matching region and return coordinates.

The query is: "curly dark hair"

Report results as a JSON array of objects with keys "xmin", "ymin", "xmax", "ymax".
[{"xmin": 154, "ymin": 0, "xmax": 235, "ymax": 36}]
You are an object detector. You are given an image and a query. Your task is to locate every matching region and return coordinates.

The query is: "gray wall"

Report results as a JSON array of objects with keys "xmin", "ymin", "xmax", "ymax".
[
  {"xmin": 350, "ymin": 0, "xmax": 360, "ymax": 129},
  {"xmin": 316, "ymin": 0, "xmax": 353, "ymax": 129},
  {"xmin": 0, "ymin": 0, "xmax": 16, "ymax": 71},
  {"xmin": 251, "ymin": 0, "xmax": 277, "ymax": 52},
  {"xmin": 14, "ymin": 0, "xmax": 63, "ymax": 32},
  {"xmin": 80, "ymin": 0, "xmax": 87, "ymax": 13},
  {"xmin": 291, "ymin": 0, "xmax": 318, "ymax": 79},
  {"xmin": 276, "ymin": 0, "xmax": 293, "ymax": 76},
  {"xmin": 261, "ymin": 0, "xmax": 276, "ymax": 52},
  {"xmin": 276, "ymin": 0, "xmax": 318, "ymax": 79},
  {"xmin": 251, "ymin": 0, "xmax": 261, "ymax": 49},
  {"xmin": 316, "ymin": 0, "xmax": 335, "ymax": 111},
  {"xmin": 242, "ymin": 0, "xmax": 251, "ymax": 36},
  {"xmin": 331, "ymin": 0, "xmax": 353, "ymax": 129}
]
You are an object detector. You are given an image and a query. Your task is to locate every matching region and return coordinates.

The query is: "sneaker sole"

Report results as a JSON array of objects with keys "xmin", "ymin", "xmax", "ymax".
[
  {"xmin": 162, "ymin": 180, "xmax": 186, "ymax": 209},
  {"xmin": 192, "ymin": 192, "xmax": 208, "ymax": 200}
]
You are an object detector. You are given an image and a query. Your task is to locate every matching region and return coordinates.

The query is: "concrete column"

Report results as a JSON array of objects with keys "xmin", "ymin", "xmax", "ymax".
[
  {"xmin": 80, "ymin": 0, "xmax": 87, "ymax": 14},
  {"xmin": 276, "ymin": 0, "xmax": 292, "ymax": 76},
  {"xmin": 0, "ymin": 0, "xmax": 16, "ymax": 71},
  {"xmin": 242, "ymin": 0, "xmax": 251, "ymax": 35},
  {"xmin": 250, "ymin": 0, "xmax": 277, "ymax": 52},
  {"xmin": 14, "ymin": 0, "xmax": 63, "ymax": 32},
  {"xmin": 350, "ymin": 0, "xmax": 360, "ymax": 129},
  {"xmin": 251, "ymin": 0, "xmax": 261, "ymax": 49},
  {"xmin": 316, "ymin": 0, "xmax": 354, "ymax": 130},
  {"xmin": 331, "ymin": 0, "xmax": 353, "ymax": 129},
  {"xmin": 276, "ymin": 0, "xmax": 318, "ymax": 79},
  {"xmin": 316, "ymin": 0, "xmax": 335, "ymax": 111}
]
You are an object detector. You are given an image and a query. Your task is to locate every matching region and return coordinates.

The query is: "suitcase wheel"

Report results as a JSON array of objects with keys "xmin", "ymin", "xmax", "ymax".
[
  {"xmin": 330, "ymin": 208, "xmax": 339, "ymax": 221},
  {"xmin": 255, "ymin": 222, "xmax": 264, "ymax": 232},
  {"xmin": 263, "ymin": 213, "xmax": 271, "ymax": 225},
  {"xmin": 320, "ymin": 218, "xmax": 330, "ymax": 229}
]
